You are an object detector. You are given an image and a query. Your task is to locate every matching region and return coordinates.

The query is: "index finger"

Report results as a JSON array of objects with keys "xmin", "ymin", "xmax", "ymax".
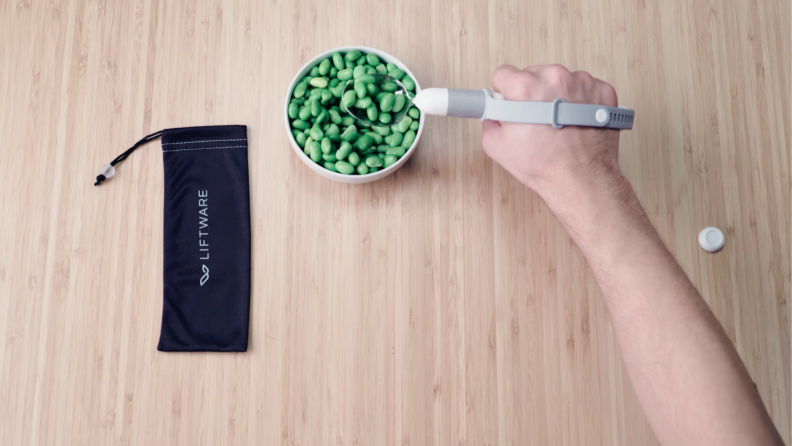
[{"xmin": 490, "ymin": 64, "xmax": 522, "ymax": 95}]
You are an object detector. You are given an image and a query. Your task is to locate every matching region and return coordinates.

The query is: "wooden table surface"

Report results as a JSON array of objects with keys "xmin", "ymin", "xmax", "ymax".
[{"xmin": 1, "ymin": 0, "xmax": 789, "ymax": 445}]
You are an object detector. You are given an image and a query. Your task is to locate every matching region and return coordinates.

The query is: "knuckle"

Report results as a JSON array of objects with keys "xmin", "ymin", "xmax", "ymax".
[
  {"xmin": 543, "ymin": 65, "xmax": 572, "ymax": 94},
  {"xmin": 544, "ymin": 64, "xmax": 571, "ymax": 81},
  {"xmin": 572, "ymin": 70, "xmax": 595, "ymax": 85},
  {"xmin": 599, "ymin": 82, "xmax": 618, "ymax": 106},
  {"xmin": 511, "ymin": 75, "xmax": 535, "ymax": 99},
  {"xmin": 491, "ymin": 64, "xmax": 517, "ymax": 89}
]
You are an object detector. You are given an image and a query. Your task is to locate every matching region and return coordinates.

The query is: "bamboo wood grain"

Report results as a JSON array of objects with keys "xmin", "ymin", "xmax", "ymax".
[{"xmin": 0, "ymin": 0, "xmax": 788, "ymax": 445}]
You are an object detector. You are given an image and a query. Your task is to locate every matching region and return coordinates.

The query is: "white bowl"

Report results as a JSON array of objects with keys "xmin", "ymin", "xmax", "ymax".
[{"xmin": 284, "ymin": 46, "xmax": 424, "ymax": 183}]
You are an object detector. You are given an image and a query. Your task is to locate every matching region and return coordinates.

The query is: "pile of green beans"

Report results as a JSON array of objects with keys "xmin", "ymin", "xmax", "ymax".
[{"xmin": 288, "ymin": 50, "xmax": 420, "ymax": 175}]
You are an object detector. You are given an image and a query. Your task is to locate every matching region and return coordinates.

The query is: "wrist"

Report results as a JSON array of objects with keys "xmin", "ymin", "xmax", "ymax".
[
  {"xmin": 534, "ymin": 166, "xmax": 658, "ymax": 271},
  {"xmin": 533, "ymin": 163, "xmax": 628, "ymax": 217}
]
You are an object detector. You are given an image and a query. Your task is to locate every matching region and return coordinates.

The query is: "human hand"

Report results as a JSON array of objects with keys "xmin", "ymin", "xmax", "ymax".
[{"xmin": 481, "ymin": 64, "xmax": 621, "ymax": 200}]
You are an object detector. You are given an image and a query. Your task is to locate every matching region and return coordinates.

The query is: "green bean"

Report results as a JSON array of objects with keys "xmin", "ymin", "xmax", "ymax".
[
  {"xmin": 318, "ymin": 59, "xmax": 330, "ymax": 75},
  {"xmin": 408, "ymin": 108, "xmax": 420, "ymax": 119},
  {"xmin": 328, "ymin": 109, "xmax": 342, "ymax": 124},
  {"xmin": 320, "ymin": 137, "xmax": 332, "ymax": 154},
  {"xmin": 295, "ymin": 132, "xmax": 307, "ymax": 147},
  {"xmin": 365, "ymin": 53, "xmax": 380, "ymax": 65},
  {"xmin": 316, "ymin": 109, "xmax": 329, "ymax": 125},
  {"xmin": 348, "ymin": 151, "xmax": 360, "ymax": 166},
  {"xmin": 322, "ymin": 152, "xmax": 337, "ymax": 162},
  {"xmin": 310, "ymin": 77, "xmax": 328, "ymax": 88},
  {"xmin": 292, "ymin": 119, "xmax": 310, "ymax": 130},
  {"xmin": 324, "ymin": 161, "xmax": 338, "ymax": 172},
  {"xmin": 380, "ymin": 93, "xmax": 395, "ymax": 112},
  {"xmin": 342, "ymin": 90, "xmax": 357, "ymax": 108},
  {"xmin": 341, "ymin": 125, "xmax": 359, "ymax": 142},
  {"xmin": 340, "ymin": 116, "xmax": 356, "ymax": 126},
  {"xmin": 366, "ymin": 83, "xmax": 378, "ymax": 96},
  {"xmin": 386, "ymin": 62, "xmax": 398, "ymax": 72},
  {"xmin": 392, "ymin": 94, "xmax": 406, "ymax": 113},
  {"xmin": 390, "ymin": 123, "xmax": 402, "ymax": 134},
  {"xmin": 291, "ymin": 97, "xmax": 306, "ymax": 105},
  {"xmin": 322, "ymin": 122, "xmax": 330, "ymax": 131},
  {"xmin": 345, "ymin": 49, "xmax": 362, "ymax": 61},
  {"xmin": 383, "ymin": 154, "xmax": 398, "ymax": 167},
  {"xmin": 336, "ymin": 141, "xmax": 352, "ymax": 160},
  {"xmin": 310, "ymin": 66, "xmax": 319, "ymax": 77},
  {"xmin": 356, "ymin": 57, "xmax": 366, "ymax": 66},
  {"xmin": 337, "ymin": 68, "xmax": 353, "ymax": 81},
  {"xmin": 365, "ymin": 154, "xmax": 383, "ymax": 168},
  {"xmin": 354, "ymin": 82, "xmax": 367, "ymax": 99},
  {"xmin": 311, "ymin": 99, "xmax": 321, "ymax": 116},
  {"xmin": 375, "ymin": 63, "xmax": 386, "ymax": 74},
  {"xmin": 335, "ymin": 161, "xmax": 355, "ymax": 175},
  {"xmin": 366, "ymin": 67, "xmax": 377, "ymax": 75},
  {"xmin": 402, "ymin": 129, "xmax": 416, "ymax": 147},
  {"xmin": 351, "ymin": 65, "xmax": 365, "ymax": 80},
  {"xmin": 364, "ymin": 131, "xmax": 383, "ymax": 144},
  {"xmin": 309, "ymin": 141, "xmax": 322, "ymax": 162},
  {"xmin": 389, "ymin": 132, "xmax": 403, "ymax": 147},
  {"xmin": 325, "ymin": 123, "xmax": 340, "ymax": 139},
  {"xmin": 387, "ymin": 68, "xmax": 404, "ymax": 80},
  {"xmin": 372, "ymin": 125, "xmax": 390, "ymax": 136},
  {"xmin": 345, "ymin": 60, "xmax": 354, "ymax": 70},
  {"xmin": 366, "ymin": 104, "xmax": 378, "ymax": 121},
  {"xmin": 308, "ymin": 126, "xmax": 323, "ymax": 141},
  {"xmin": 357, "ymin": 163, "xmax": 369, "ymax": 175},
  {"xmin": 288, "ymin": 102, "xmax": 299, "ymax": 119},
  {"xmin": 354, "ymin": 97, "xmax": 372, "ymax": 109},
  {"xmin": 293, "ymin": 82, "xmax": 307, "ymax": 98},
  {"xmin": 297, "ymin": 105, "xmax": 309, "ymax": 121},
  {"xmin": 329, "ymin": 67, "xmax": 337, "ymax": 78},
  {"xmin": 354, "ymin": 134, "xmax": 374, "ymax": 151},
  {"xmin": 377, "ymin": 145, "xmax": 390, "ymax": 153},
  {"xmin": 396, "ymin": 116, "xmax": 413, "ymax": 133},
  {"xmin": 357, "ymin": 74, "xmax": 376, "ymax": 84},
  {"xmin": 386, "ymin": 146, "xmax": 405, "ymax": 156},
  {"xmin": 329, "ymin": 78, "xmax": 340, "ymax": 88},
  {"xmin": 410, "ymin": 121, "xmax": 419, "ymax": 131},
  {"xmin": 381, "ymin": 82, "xmax": 399, "ymax": 92},
  {"xmin": 321, "ymin": 89, "xmax": 333, "ymax": 102},
  {"xmin": 378, "ymin": 112, "xmax": 392, "ymax": 124},
  {"xmin": 402, "ymin": 76, "xmax": 415, "ymax": 91},
  {"xmin": 332, "ymin": 52, "xmax": 344, "ymax": 70}
]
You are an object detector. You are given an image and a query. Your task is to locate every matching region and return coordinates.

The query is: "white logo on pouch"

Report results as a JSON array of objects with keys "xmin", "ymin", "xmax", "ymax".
[
  {"xmin": 198, "ymin": 190, "xmax": 210, "ymax": 285},
  {"xmin": 200, "ymin": 264, "xmax": 210, "ymax": 286}
]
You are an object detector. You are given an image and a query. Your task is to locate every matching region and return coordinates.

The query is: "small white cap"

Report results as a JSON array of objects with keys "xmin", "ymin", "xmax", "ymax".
[
  {"xmin": 595, "ymin": 108, "xmax": 609, "ymax": 124},
  {"xmin": 99, "ymin": 163, "xmax": 115, "ymax": 178},
  {"xmin": 698, "ymin": 227, "xmax": 725, "ymax": 252}
]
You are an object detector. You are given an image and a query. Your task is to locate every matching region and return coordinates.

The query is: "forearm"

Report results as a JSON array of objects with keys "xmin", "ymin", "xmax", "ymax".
[{"xmin": 539, "ymin": 168, "xmax": 782, "ymax": 446}]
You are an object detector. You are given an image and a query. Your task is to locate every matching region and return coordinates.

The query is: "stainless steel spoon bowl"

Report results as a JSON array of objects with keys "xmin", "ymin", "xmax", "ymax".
[{"xmin": 340, "ymin": 74, "xmax": 414, "ymax": 126}]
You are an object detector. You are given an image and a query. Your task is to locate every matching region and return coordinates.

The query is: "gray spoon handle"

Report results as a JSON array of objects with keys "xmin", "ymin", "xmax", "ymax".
[{"xmin": 447, "ymin": 89, "xmax": 634, "ymax": 129}]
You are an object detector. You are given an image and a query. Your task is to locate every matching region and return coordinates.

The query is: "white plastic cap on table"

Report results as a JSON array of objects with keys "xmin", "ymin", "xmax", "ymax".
[{"xmin": 698, "ymin": 227, "xmax": 725, "ymax": 253}]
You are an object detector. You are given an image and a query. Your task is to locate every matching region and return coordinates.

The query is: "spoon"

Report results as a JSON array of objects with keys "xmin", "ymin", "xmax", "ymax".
[
  {"xmin": 341, "ymin": 74, "xmax": 414, "ymax": 126},
  {"xmin": 343, "ymin": 75, "xmax": 635, "ymax": 130}
]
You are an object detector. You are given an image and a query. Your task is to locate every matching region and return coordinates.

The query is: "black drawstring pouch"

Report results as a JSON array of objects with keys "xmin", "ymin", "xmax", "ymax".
[{"xmin": 96, "ymin": 125, "xmax": 251, "ymax": 352}]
